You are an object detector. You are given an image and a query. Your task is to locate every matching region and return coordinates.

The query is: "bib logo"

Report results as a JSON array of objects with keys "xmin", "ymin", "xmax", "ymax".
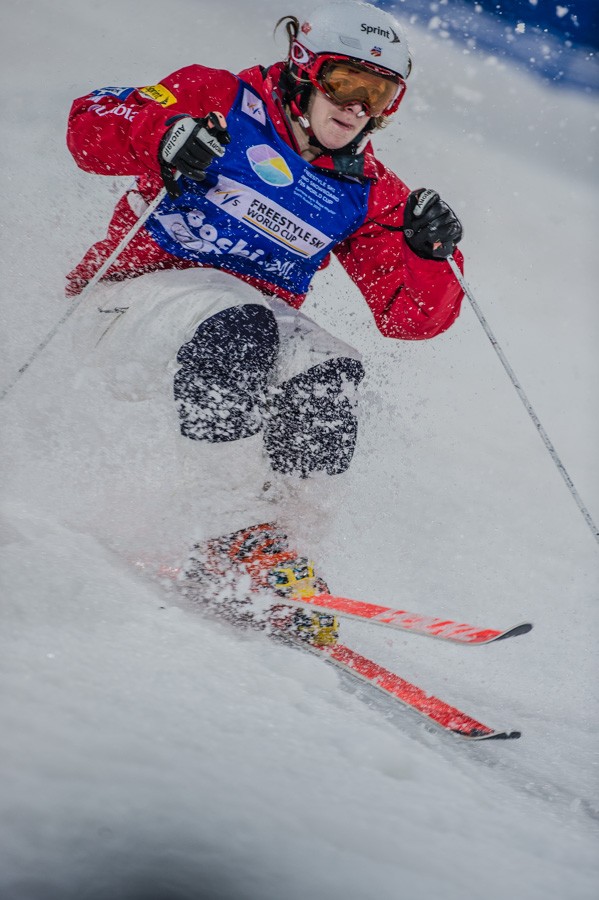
[
  {"xmin": 155, "ymin": 209, "xmax": 266, "ymax": 261},
  {"xmin": 206, "ymin": 176, "xmax": 331, "ymax": 258},
  {"xmin": 241, "ymin": 89, "xmax": 266, "ymax": 125},
  {"xmin": 247, "ymin": 145, "xmax": 294, "ymax": 187}
]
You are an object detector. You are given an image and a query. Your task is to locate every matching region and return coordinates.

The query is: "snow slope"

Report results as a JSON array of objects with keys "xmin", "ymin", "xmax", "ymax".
[{"xmin": 1, "ymin": 2, "xmax": 598, "ymax": 899}]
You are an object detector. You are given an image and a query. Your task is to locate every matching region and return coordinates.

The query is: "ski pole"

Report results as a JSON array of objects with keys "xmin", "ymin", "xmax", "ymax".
[
  {"xmin": 448, "ymin": 255, "xmax": 599, "ymax": 547},
  {"xmin": 0, "ymin": 185, "xmax": 168, "ymax": 403}
]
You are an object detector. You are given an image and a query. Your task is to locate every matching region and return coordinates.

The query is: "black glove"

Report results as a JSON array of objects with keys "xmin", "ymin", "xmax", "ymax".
[
  {"xmin": 159, "ymin": 111, "xmax": 230, "ymax": 198},
  {"xmin": 403, "ymin": 188, "xmax": 463, "ymax": 260}
]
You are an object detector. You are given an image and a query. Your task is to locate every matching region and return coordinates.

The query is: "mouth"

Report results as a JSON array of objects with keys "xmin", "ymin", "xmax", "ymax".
[{"xmin": 330, "ymin": 116, "xmax": 356, "ymax": 131}]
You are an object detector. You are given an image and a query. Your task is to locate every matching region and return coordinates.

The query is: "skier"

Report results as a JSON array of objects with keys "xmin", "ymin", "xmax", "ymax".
[
  {"xmin": 67, "ymin": 0, "xmax": 463, "ymax": 475},
  {"xmin": 66, "ymin": 1, "xmax": 464, "ymax": 640}
]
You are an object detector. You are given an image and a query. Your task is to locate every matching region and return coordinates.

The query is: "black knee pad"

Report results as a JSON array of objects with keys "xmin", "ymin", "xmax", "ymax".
[
  {"xmin": 263, "ymin": 357, "xmax": 365, "ymax": 477},
  {"xmin": 174, "ymin": 304, "xmax": 279, "ymax": 442}
]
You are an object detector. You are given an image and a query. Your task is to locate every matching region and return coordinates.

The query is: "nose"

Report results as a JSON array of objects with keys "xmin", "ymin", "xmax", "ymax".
[{"xmin": 342, "ymin": 100, "xmax": 366, "ymax": 116}]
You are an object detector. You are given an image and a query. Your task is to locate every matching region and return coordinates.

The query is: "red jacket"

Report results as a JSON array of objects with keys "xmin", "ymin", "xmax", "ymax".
[{"xmin": 66, "ymin": 63, "xmax": 464, "ymax": 340}]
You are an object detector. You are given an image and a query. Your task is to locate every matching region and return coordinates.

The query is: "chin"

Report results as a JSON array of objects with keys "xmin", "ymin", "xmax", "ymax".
[{"xmin": 323, "ymin": 131, "xmax": 360, "ymax": 151}]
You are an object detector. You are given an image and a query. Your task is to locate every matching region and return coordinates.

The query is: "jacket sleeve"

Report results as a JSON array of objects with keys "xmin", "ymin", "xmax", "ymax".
[
  {"xmin": 66, "ymin": 65, "xmax": 239, "ymax": 178},
  {"xmin": 333, "ymin": 164, "xmax": 464, "ymax": 340}
]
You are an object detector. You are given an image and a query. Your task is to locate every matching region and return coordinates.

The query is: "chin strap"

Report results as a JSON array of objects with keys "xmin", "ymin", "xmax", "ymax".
[{"xmin": 288, "ymin": 99, "xmax": 309, "ymax": 130}]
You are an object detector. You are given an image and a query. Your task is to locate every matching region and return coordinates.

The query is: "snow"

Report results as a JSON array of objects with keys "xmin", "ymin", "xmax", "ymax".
[{"xmin": 1, "ymin": 1, "xmax": 598, "ymax": 899}]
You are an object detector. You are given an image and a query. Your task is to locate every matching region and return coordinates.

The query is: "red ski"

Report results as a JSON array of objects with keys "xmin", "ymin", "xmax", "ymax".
[
  {"xmin": 275, "ymin": 591, "xmax": 532, "ymax": 645},
  {"xmin": 310, "ymin": 642, "xmax": 520, "ymax": 740}
]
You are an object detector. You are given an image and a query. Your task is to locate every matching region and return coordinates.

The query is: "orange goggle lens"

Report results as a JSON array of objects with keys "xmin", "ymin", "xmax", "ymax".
[{"xmin": 318, "ymin": 60, "xmax": 403, "ymax": 117}]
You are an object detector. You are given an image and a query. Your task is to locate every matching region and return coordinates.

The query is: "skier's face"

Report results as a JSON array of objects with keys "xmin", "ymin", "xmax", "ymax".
[{"xmin": 308, "ymin": 90, "xmax": 367, "ymax": 150}]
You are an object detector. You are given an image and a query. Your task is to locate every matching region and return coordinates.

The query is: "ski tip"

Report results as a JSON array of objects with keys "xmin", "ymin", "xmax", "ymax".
[
  {"xmin": 484, "ymin": 730, "xmax": 522, "ymax": 740},
  {"xmin": 456, "ymin": 729, "xmax": 522, "ymax": 741},
  {"xmin": 493, "ymin": 622, "xmax": 533, "ymax": 642}
]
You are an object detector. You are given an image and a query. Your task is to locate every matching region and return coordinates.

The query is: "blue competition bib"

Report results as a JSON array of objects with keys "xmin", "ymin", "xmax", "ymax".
[{"xmin": 144, "ymin": 82, "xmax": 370, "ymax": 295}]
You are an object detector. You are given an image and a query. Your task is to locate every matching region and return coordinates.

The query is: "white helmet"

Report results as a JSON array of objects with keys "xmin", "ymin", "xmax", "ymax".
[
  {"xmin": 280, "ymin": 1, "xmax": 412, "ymax": 122},
  {"xmin": 296, "ymin": 1, "xmax": 411, "ymax": 83}
]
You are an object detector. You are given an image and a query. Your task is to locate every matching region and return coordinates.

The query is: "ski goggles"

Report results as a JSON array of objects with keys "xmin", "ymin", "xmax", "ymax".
[
  {"xmin": 317, "ymin": 59, "xmax": 405, "ymax": 117},
  {"xmin": 291, "ymin": 44, "xmax": 407, "ymax": 117}
]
